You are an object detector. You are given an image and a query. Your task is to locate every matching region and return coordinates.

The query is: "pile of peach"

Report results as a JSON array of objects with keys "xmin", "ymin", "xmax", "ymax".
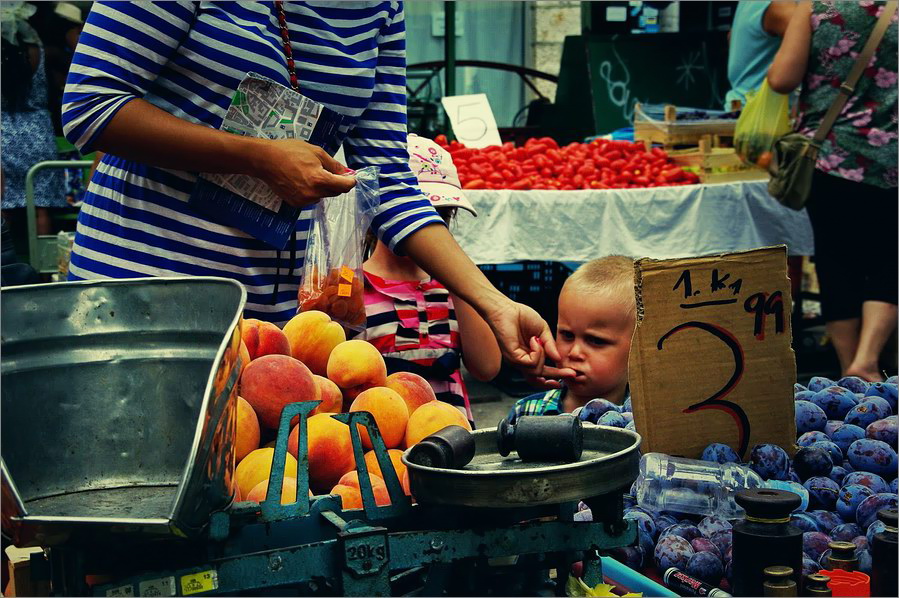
[{"xmin": 232, "ymin": 310, "xmax": 472, "ymax": 508}]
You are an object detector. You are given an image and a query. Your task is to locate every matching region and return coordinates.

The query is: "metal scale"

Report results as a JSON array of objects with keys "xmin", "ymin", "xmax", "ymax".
[{"xmin": 1, "ymin": 279, "xmax": 641, "ymax": 596}]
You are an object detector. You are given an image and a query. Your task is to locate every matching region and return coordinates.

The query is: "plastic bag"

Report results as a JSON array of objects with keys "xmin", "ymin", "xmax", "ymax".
[
  {"xmin": 565, "ymin": 576, "xmax": 642, "ymax": 597},
  {"xmin": 733, "ymin": 80, "xmax": 792, "ymax": 169},
  {"xmin": 298, "ymin": 167, "xmax": 380, "ymax": 332}
]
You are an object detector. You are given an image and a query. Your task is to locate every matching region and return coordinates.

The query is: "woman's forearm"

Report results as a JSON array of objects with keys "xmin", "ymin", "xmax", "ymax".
[
  {"xmin": 452, "ymin": 293, "xmax": 502, "ymax": 381},
  {"xmin": 92, "ymin": 99, "xmax": 269, "ymax": 176}
]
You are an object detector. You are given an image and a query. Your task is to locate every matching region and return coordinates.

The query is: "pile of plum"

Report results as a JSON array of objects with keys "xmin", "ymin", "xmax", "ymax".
[{"xmin": 574, "ymin": 376, "xmax": 897, "ymax": 590}]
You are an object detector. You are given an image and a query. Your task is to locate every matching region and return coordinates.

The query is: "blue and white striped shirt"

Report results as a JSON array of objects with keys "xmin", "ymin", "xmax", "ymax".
[{"xmin": 62, "ymin": 1, "xmax": 443, "ymax": 324}]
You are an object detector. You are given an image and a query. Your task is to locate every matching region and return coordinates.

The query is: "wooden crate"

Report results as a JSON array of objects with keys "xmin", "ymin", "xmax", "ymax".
[
  {"xmin": 668, "ymin": 137, "xmax": 769, "ymax": 185},
  {"xmin": 633, "ymin": 104, "xmax": 736, "ymax": 149}
]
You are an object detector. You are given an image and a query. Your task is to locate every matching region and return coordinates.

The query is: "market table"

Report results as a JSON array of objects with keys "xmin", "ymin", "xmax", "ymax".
[{"xmin": 453, "ymin": 180, "xmax": 814, "ymax": 264}]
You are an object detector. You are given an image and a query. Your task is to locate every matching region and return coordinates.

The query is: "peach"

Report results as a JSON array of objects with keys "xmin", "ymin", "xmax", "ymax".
[
  {"xmin": 241, "ymin": 354, "xmax": 319, "ymax": 429},
  {"xmin": 350, "ymin": 387, "xmax": 409, "ymax": 450},
  {"xmin": 245, "ymin": 476, "xmax": 300, "ymax": 504},
  {"xmin": 336, "ymin": 471, "xmax": 391, "ymax": 506},
  {"xmin": 404, "ymin": 400, "xmax": 472, "ymax": 448},
  {"xmin": 289, "ymin": 413, "xmax": 355, "ymax": 493},
  {"xmin": 282, "ymin": 310, "xmax": 346, "ymax": 376},
  {"xmin": 401, "ymin": 468, "xmax": 411, "ymax": 497},
  {"xmin": 241, "ymin": 318, "xmax": 291, "ymax": 360},
  {"xmin": 384, "ymin": 372, "xmax": 437, "ymax": 416},
  {"xmin": 238, "ymin": 339, "xmax": 252, "ymax": 369},
  {"xmin": 310, "ymin": 375, "xmax": 342, "ymax": 416},
  {"xmin": 330, "ymin": 484, "xmax": 363, "ymax": 510},
  {"xmin": 363, "ymin": 449, "xmax": 407, "ymax": 486},
  {"xmin": 235, "ymin": 447, "xmax": 297, "ymax": 500},
  {"xmin": 235, "ymin": 396, "xmax": 261, "ymax": 462},
  {"xmin": 326, "ymin": 339, "xmax": 387, "ymax": 395}
]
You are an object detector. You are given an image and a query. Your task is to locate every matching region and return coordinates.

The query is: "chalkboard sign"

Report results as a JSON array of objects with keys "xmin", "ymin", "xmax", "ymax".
[{"xmin": 543, "ymin": 33, "xmax": 731, "ymax": 142}]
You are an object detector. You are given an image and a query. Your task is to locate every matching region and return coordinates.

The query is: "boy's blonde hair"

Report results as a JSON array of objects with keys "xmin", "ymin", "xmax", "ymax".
[{"xmin": 563, "ymin": 255, "xmax": 636, "ymax": 316}]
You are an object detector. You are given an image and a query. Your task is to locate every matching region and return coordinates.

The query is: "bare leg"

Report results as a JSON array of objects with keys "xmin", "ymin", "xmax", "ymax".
[
  {"xmin": 826, "ymin": 318, "xmax": 861, "ymax": 374},
  {"xmin": 845, "ymin": 301, "xmax": 898, "ymax": 382},
  {"xmin": 36, "ymin": 208, "xmax": 52, "ymax": 236}
]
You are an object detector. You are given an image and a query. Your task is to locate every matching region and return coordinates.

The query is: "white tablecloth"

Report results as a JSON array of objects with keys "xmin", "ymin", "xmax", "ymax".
[{"xmin": 453, "ymin": 180, "xmax": 814, "ymax": 264}]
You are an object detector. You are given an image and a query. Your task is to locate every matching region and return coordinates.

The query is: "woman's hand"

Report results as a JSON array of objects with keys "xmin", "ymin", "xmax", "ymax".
[
  {"xmin": 483, "ymin": 297, "xmax": 576, "ymax": 389},
  {"xmin": 255, "ymin": 140, "xmax": 357, "ymax": 207}
]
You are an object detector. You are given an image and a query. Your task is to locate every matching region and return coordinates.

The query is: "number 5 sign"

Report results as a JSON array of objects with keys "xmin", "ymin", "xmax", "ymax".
[
  {"xmin": 441, "ymin": 93, "xmax": 503, "ymax": 149},
  {"xmin": 629, "ymin": 246, "xmax": 797, "ymax": 460}
]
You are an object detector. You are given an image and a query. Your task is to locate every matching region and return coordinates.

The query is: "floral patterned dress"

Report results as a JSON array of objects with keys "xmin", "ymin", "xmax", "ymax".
[{"xmin": 798, "ymin": 0, "xmax": 898, "ymax": 189}]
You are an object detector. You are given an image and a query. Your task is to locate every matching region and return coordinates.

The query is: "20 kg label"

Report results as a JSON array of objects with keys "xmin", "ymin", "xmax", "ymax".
[{"xmin": 347, "ymin": 543, "xmax": 386, "ymax": 561}]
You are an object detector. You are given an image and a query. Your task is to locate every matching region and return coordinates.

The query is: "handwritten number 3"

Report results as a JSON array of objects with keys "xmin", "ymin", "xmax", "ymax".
[{"xmin": 657, "ymin": 321, "xmax": 751, "ymax": 459}]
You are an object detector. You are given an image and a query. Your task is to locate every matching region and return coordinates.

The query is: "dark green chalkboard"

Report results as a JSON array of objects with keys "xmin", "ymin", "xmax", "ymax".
[{"xmin": 544, "ymin": 33, "xmax": 731, "ymax": 142}]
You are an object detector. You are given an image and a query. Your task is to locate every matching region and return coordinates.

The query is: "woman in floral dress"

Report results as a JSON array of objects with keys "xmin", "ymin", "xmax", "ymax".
[{"xmin": 769, "ymin": 0, "xmax": 898, "ymax": 381}]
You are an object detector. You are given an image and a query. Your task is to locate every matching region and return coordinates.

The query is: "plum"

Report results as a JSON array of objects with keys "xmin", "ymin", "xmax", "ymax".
[
  {"xmin": 830, "ymin": 522, "xmax": 863, "ymax": 541},
  {"xmin": 855, "ymin": 493, "xmax": 898, "ymax": 529},
  {"xmin": 722, "ymin": 545, "xmax": 732, "ymax": 564},
  {"xmin": 836, "ymin": 484, "xmax": 875, "ymax": 522},
  {"xmin": 860, "ymin": 395, "xmax": 893, "ymax": 414},
  {"xmin": 801, "ymin": 556, "xmax": 819, "ymax": 577},
  {"xmin": 829, "ymin": 465, "xmax": 849, "ymax": 486},
  {"xmin": 845, "ymin": 400, "xmax": 891, "ymax": 429},
  {"xmin": 656, "ymin": 513, "xmax": 680, "ymax": 531},
  {"xmin": 750, "ymin": 443, "xmax": 791, "ymax": 480},
  {"xmin": 810, "ymin": 440, "xmax": 844, "ymax": 466},
  {"xmin": 609, "ymin": 546, "xmax": 643, "ymax": 570},
  {"xmin": 691, "ymin": 537, "xmax": 721, "ymax": 559},
  {"xmin": 709, "ymin": 529, "xmax": 733, "ymax": 556},
  {"xmin": 831, "ymin": 424, "xmax": 867, "ymax": 454},
  {"xmin": 843, "ymin": 471, "xmax": 890, "ymax": 493},
  {"xmin": 797, "ymin": 431, "xmax": 830, "ymax": 447},
  {"xmin": 852, "ymin": 535, "xmax": 869, "ymax": 551},
  {"xmin": 623, "ymin": 495, "xmax": 636, "ymax": 509},
  {"xmin": 578, "ymin": 398, "xmax": 620, "ymax": 423},
  {"xmin": 838, "ymin": 376, "xmax": 870, "ymax": 394},
  {"xmin": 866, "ymin": 520, "xmax": 887, "ymax": 545},
  {"xmin": 698, "ymin": 515, "xmax": 732, "ymax": 538},
  {"xmin": 620, "ymin": 412, "xmax": 634, "ymax": 424},
  {"xmin": 796, "ymin": 401, "xmax": 828, "ymax": 434},
  {"xmin": 856, "ymin": 548, "xmax": 873, "ymax": 574},
  {"xmin": 809, "ymin": 377, "xmax": 836, "ymax": 392},
  {"xmin": 867, "ymin": 416, "xmax": 898, "ymax": 449},
  {"xmin": 686, "ymin": 551, "xmax": 724, "ymax": 585},
  {"xmin": 795, "ymin": 383, "xmax": 809, "ymax": 393},
  {"xmin": 793, "ymin": 446, "xmax": 833, "ymax": 481},
  {"xmin": 622, "ymin": 397, "xmax": 632, "ymax": 412},
  {"xmin": 824, "ymin": 420, "xmax": 846, "ymax": 437},
  {"xmin": 654, "ymin": 534, "xmax": 694, "ymax": 571},
  {"xmin": 625, "ymin": 421, "xmax": 636, "ymax": 432},
  {"xmin": 802, "ymin": 531, "xmax": 832, "ymax": 563},
  {"xmin": 661, "ymin": 523, "xmax": 702, "ymax": 542},
  {"xmin": 624, "ymin": 510, "xmax": 658, "ymax": 540},
  {"xmin": 795, "ymin": 390, "xmax": 817, "ymax": 402},
  {"xmin": 864, "ymin": 382, "xmax": 898, "ymax": 412},
  {"xmin": 887, "ymin": 376, "xmax": 898, "ymax": 385},
  {"xmin": 596, "ymin": 410, "xmax": 628, "ymax": 428},
  {"xmin": 804, "ymin": 476, "xmax": 840, "ymax": 510},
  {"xmin": 809, "ymin": 509, "xmax": 844, "ymax": 534},
  {"xmin": 847, "ymin": 439, "xmax": 898, "ymax": 479},
  {"xmin": 812, "ymin": 386, "xmax": 859, "ymax": 420},
  {"xmin": 701, "ymin": 443, "xmax": 741, "ymax": 464},
  {"xmin": 636, "ymin": 529, "xmax": 655, "ymax": 555},
  {"xmin": 789, "ymin": 469, "xmax": 802, "ymax": 483},
  {"xmin": 892, "ymin": 478, "xmax": 898, "ymax": 494}
]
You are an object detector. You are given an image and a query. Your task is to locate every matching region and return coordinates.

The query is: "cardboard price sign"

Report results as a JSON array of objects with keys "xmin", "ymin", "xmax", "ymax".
[{"xmin": 630, "ymin": 246, "xmax": 796, "ymax": 460}]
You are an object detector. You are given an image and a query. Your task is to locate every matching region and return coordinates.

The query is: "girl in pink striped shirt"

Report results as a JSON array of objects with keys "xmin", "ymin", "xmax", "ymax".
[{"xmin": 353, "ymin": 135, "xmax": 501, "ymax": 425}]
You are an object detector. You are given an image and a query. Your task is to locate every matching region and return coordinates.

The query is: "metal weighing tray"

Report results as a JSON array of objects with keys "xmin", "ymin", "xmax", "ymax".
[
  {"xmin": 1, "ymin": 278, "xmax": 246, "ymax": 547},
  {"xmin": 403, "ymin": 424, "xmax": 641, "ymax": 508}
]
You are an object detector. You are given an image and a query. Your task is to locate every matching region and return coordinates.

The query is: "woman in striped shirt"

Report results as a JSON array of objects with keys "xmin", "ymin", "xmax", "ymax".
[{"xmin": 61, "ymin": 2, "xmax": 572, "ymax": 384}]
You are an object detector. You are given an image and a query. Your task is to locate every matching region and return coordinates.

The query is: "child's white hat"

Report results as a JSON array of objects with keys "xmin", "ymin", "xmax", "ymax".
[{"xmin": 407, "ymin": 134, "xmax": 478, "ymax": 217}]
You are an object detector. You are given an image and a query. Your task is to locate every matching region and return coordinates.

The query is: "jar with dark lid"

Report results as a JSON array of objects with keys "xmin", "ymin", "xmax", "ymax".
[
  {"xmin": 732, "ymin": 489, "xmax": 803, "ymax": 597},
  {"xmin": 871, "ymin": 507, "xmax": 897, "ymax": 598},
  {"xmin": 804, "ymin": 574, "xmax": 832, "ymax": 596},
  {"xmin": 823, "ymin": 541, "xmax": 857, "ymax": 572},
  {"xmin": 762, "ymin": 566, "xmax": 797, "ymax": 597}
]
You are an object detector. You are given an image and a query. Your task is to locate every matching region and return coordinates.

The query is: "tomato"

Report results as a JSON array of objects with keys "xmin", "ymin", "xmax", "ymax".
[
  {"xmin": 463, "ymin": 178, "xmax": 486, "ymax": 189},
  {"xmin": 510, "ymin": 179, "xmax": 530, "ymax": 190},
  {"xmin": 434, "ymin": 134, "xmax": 448, "ymax": 146}
]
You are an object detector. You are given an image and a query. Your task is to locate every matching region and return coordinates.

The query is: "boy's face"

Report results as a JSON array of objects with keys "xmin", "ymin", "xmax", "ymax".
[{"xmin": 556, "ymin": 285, "xmax": 635, "ymax": 403}]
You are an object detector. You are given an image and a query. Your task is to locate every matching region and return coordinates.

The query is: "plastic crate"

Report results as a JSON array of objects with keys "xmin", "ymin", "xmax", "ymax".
[{"xmin": 478, "ymin": 261, "xmax": 573, "ymax": 397}]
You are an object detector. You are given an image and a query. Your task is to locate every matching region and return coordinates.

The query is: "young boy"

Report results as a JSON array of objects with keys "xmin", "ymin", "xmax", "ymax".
[{"xmin": 508, "ymin": 256, "xmax": 636, "ymax": 419}]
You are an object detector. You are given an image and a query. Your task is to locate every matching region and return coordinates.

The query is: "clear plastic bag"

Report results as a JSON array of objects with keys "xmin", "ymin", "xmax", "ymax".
[
  {"xmin": 297, "ymin": 167, "xmax": 380, "ymax": 332},
  {"xmin": 733, "ymin": 80, "xmax": 792, "ymax": 169}
]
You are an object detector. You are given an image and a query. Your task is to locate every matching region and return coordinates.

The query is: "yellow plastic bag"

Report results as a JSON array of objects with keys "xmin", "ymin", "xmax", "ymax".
[
  {"xmin": 565, "ymin": 576, "xmax": 643, "ymax": 597},
  {"xmin": 733, "ymin": 80, "xmax": 791, "ymax": 170}
]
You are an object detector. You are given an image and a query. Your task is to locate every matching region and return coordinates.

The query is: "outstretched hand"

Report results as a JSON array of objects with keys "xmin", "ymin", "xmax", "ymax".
[{"xmin": 484, "ymin": 299, "xmax": 576, "ymax": 389}]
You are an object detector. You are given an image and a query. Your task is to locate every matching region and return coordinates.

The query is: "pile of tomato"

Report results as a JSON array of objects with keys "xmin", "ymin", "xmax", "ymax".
[{"xmin": 434, "ymin": 135, "xmax": 700, "ymax": 191}]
